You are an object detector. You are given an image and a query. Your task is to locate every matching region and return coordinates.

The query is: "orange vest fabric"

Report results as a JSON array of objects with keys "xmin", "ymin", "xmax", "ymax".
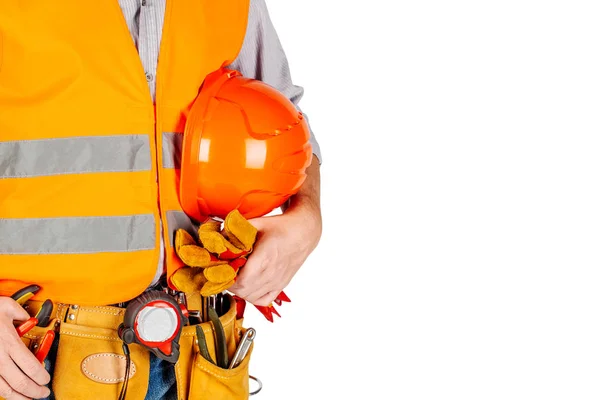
[{"xmin": 0, "ymin": 1, "xmax": 250, "ymax": 305}]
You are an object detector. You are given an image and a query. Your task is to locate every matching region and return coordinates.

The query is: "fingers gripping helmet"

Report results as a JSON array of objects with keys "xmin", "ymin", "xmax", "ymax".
[{"xmin": 180, "ymin": 68, "xmax": 313, "ymax": 221}]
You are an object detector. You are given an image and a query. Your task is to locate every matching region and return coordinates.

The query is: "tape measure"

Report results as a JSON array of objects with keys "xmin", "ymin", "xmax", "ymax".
[{"xmin": 117, "ymin": 291, "xmax": 188, "ymax": 363}]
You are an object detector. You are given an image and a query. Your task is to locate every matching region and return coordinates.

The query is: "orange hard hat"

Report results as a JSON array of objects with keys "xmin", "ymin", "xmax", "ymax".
[{"xmin": 180, "ymin": 68, "xmax": 313, "ymax": 221}]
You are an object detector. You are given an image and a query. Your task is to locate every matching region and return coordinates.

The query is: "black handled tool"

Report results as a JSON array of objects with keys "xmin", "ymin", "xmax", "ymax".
[
  {"xmin": 208, "ymin": 306, "xmax": 228, "ymax": 369},
  {"xmin": 195, "ymin": 325, "xmax": 215, "ymax": 365},
  {"xmin": 10, "ymin": 285, "xmax": 44, "ymax": 336},
  {"xmin": 35, "ymin": 299, "xmax": 54, "ymax": 328},
  {"xmin": 11, "ymin": 285, "xmax": 41, "ymax": 305}
]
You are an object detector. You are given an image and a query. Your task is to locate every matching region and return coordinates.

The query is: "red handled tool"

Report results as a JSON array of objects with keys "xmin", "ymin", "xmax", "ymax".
[
  {"xmin": 11, "ymin": 285, "xmax": 42, "ymax": 336},
  {"xmin": 35, "ymin": 330, "xmax": 55, "ymax": 363},
  {"xmin": 12, "ymin": 291, "xmax": 54, "ymax": 336},
  {"xmin": 15, "ymin": 317, "xmax": 38, "ymax": 337},
  {"xmin": 10, "ymin": 285, "xmax": 57, "ymax": 363},
  {"xmin": 32, "ymin": 300, "xmax": 56, "ymax": 363}
]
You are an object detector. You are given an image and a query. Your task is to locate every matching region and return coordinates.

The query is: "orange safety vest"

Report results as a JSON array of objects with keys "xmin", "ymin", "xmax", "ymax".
[{"xmin": 0, "ymin": 1, "xmax": 250, "ymax": 305}]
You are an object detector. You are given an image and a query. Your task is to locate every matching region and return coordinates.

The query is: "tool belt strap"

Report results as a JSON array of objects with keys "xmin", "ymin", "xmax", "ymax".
[{"xmin": 24, "ymin": 300, "xmax": 126, "ymax": 330}]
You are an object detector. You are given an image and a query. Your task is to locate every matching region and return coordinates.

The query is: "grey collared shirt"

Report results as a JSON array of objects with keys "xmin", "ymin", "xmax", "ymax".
[{"xmin": 117, "ymin": 0, "xmax": 321, "ymax": 283}]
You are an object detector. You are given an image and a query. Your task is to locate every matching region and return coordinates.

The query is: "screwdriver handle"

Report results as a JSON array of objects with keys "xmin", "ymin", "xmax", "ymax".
[{"xmin": 229, "ymin": 328, "xmax": 255, "ymax": 369}]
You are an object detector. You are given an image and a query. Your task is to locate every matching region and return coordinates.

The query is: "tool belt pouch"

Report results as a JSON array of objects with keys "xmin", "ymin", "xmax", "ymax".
[
  {"xmin": 52, "ymin": 307, "xmax": 150, "ymax": 400},
  {"xmin": 175, "ymin": 295, "xmax": 254, "ymax": 400}
]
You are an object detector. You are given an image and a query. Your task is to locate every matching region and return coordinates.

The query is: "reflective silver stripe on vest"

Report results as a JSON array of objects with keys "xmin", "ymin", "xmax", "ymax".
[
  {"xmin": 165, "ymin": 210, "xmax": 199, "ymax": 247},
  {"xmin": 162, "ymin": 132, "xmax": 183, "ymax": 169},
  {"xmin": 0, "ymin": 135, "xmax": 151, "ymax": 178},
  {"xmin": 0, "ymin": 215, "xmax": 156, "ymax": 254}
]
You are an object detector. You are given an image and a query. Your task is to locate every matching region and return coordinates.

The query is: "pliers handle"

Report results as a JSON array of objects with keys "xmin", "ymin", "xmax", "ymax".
[
  {"xmin": 8, "ymin": 285, "xmax": 56, "ymax": 363},
  {"xmin": 10, "ymin": 285, "xmax": 54, "ymax": 336},
  {"xmin": 15, "ymin": 317, "xmax": 38, "ymax": 337},
  {"xmin": 34, "ymin": 299, "xmax": 54, "ymax": 328},
  {"xmin": 35, "ymin": 330, "xmax": 56, "ymax": 363},
  {"xmin": 11, "ymin": 284, "xmax": 41, "ymax": 305}
]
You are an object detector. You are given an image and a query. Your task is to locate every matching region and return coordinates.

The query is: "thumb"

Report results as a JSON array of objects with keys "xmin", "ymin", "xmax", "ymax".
[
  {"xmin": 6, "ymin": 299, "xmax": 30, "ymax": 321},
  {"xmin": 247, "ymin": 217, "xmax": 266, "ymax": 231},
  {"xmin": 248, "ymin": 215, "xmax": 277, "ymax": 231}
]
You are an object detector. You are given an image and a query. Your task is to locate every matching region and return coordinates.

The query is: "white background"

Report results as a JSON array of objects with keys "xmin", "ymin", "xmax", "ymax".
[{"xmin": 243, "ymin": 1, "xmax": 600, "ymax": 399}]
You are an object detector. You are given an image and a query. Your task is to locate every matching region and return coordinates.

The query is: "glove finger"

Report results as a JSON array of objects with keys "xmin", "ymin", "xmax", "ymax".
[
  {"xmin": 171, "ymin": 268, "xmax": 194, "ymax": 292},
  {"xmin": 198, "ymin": 230, "xmax": 235, "ymax": 253},
  {"xmin": 171, "ymin": 267, "xmax": 203, "ymax": 293},
  {"xmin": 200, "ymin": 280, "xmax": 236, "ymax": 297},
  {"xmin": 175, "ymin": 229, "xmax": 197, "ymax": 251},
  {"xmin": 199, "ymin": 231, "xmax": 248, "ymax": 260},
  {"xmin": 176, "ymin": 244, "xmax": 215, "ymax": 267},
  {"xmin": 204, "ymin": 264, "xmax": 237, "ymax": 283},
  {"xmin": 199, "ymin": 220, "xmax": 222, "ymax": 234},
  {"xmin": 223, "ymin": 210, "xmax": 258, "ymax": 251},
  {"xmin": 254, "ymin": 304, "xmax": 276, "ymax": 323},
  {"xmin": 275, "ymin": 291, "xmax": 291, "ymax": 303},
  {"xmin": 198, "ymin": 214, "xmax": 253, "ymax": 259}
]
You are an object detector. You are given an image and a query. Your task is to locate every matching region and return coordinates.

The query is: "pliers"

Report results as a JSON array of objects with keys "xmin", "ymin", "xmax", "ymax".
[
  {"xmin": 194, "ymin": 306, "xmax": 229, "ymax": 369},
  {"xmin": 10, "ymin": 285, "xmax": 55, "ymax": 362}
]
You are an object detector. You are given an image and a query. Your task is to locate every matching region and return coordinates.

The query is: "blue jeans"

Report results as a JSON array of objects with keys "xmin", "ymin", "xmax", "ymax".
[{"xmin": 41, "ymin": 333, "xmax": 178, "ymax": 400}]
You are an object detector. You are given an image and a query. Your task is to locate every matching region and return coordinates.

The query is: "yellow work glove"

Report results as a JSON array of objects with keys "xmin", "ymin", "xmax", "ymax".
[
  {"xmin": 199, "ymin": 210, "xmax": 257, "ymax": 259},
  {"xmin": 171, "ymin": 210, "xmax": 258, "ymax": 297}
]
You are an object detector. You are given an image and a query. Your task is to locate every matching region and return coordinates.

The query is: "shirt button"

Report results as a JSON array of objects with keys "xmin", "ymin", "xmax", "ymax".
[
  {"xmin": 145, "ymin": 72, "xmax": 153, "ymax": 82},
  {"xmin": 142, "ymin": 0, "xmax": 147, "ymax": 6}
]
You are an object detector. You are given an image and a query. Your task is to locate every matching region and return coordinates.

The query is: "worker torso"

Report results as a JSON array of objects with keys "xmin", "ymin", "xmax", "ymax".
[{"xmin": 0, "ymin": 1, "xmax": 250, "ymax": 305}]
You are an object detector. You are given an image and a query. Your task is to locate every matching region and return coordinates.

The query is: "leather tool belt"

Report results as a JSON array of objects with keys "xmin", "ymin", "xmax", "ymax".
[{"xmin": 16, "ymin": 293, "xmax": 254, "ymax": 400}]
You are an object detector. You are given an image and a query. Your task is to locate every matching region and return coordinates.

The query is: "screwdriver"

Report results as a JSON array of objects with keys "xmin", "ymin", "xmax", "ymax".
[{"xmin": 229, "ymin": 328, "xmax": 255, "ymax": 369}]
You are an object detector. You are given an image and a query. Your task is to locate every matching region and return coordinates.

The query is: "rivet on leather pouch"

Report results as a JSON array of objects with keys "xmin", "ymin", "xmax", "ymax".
[{"xmin": 81, "ymin": 353, "xmax": 137, "ymax": 384}]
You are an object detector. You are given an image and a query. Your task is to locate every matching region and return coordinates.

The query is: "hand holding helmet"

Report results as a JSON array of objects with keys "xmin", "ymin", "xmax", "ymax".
[{"xmin": 172, "ymin": 67, "xmax": 313, "ymax": 321}]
